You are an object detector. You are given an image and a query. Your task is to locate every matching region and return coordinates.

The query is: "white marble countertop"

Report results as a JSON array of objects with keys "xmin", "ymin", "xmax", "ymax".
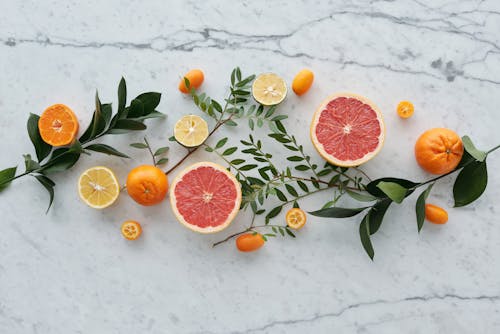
[{"xmin": 1, "ymin": 1, "xmax": 500, "ymax": 333}]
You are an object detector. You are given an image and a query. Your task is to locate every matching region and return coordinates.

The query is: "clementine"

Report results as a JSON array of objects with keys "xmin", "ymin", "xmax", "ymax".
[
  {"xmin": 126, "ymin": 165, "xmax": 168, "ymax": 206},
  {"xmin": 414, "ymin": 128, "xmax": 463, "ymax": 175}
]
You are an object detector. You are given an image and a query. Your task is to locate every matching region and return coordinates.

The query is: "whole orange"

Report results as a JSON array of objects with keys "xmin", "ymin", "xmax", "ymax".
[
  {"xmin": 126, "ymin": 165, "xmax": 168, "ymax": 206},
  {"xmin": 236, "ymin": 233, "xmax": 265, "ymax": 252},
  {"xmin": 414, "ymin": 128, "xmax": 463, "ymax": 175}
]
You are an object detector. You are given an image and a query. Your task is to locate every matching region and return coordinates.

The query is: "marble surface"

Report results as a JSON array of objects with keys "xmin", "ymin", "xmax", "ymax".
[{"xmin": 1, "ymin": 0, "xmax": 500, "ymax": 333}]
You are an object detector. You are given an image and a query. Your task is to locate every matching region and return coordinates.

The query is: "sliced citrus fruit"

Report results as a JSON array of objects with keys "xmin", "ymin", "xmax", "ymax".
[
  {"xmin": 286, "ymin": 208, "xmax": 307, "ymax": 229},
  {"xmin": 126, "ymin": 165, "xmax": 168, "ymax": 206},
  {"xmin": 78, "ymin": 166, "xmax": 120, "ymax": 209},
  {"xmin": 38, "ymin": 104, "xmax": 79, "ymax": 146},
  {"xmin": 252, "ymin": 73, "xmax": 287, "ymax": 105},
  {"xmin": 174, "ymin": 115, "xmax": 209, "ymax": 147},
  {"xmin": 397, "ymin": 101, "xmax": 414, "ymax": 118},
  {"xmin": 121, "ymin": 220, "xmax": 142, "ymax": 240},
  {"xmin": 310, "ymin": 93, "xmax": 385, "ymax": 167},
  {"xmin": 170, "ymin": 161, "xmax": 242, "ymax": 234}
]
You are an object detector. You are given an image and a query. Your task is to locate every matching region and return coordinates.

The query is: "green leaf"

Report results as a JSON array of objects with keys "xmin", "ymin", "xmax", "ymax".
[
  {"xmin": 85, "ymin": 144, "xmax": 130, "ymax": 158},
  {"xmin": 275, "ymin": 120, "xmax": 286, "ymax": 133},
  {"xmin": 416, "ymin": 183, "xmax": 434, "ymax": 232},
  {"xmin": 135, "ymin": 92, "xmax": 161, "ymax": 115},
  {"xmin": 236, "ymin": 75, "xmax": 256, "ymax": 87},
  {"xmin": 248, "ymin": 118, "xmax": 255, "ymax": 130},
  {"xmin": 462, "ymin": 136, "xmax": 486, "ymax": 162},
  {"xmin": 224, "ymin": 119, "xmax": 238, "ymax": 127},
  {"xmin": 117, "ymin": 77, "xmax": 127, "ymax": 118},
  {"xmin": 236, "ymin": 67, "xmax": 242, "ymax": 81},
  {"xmin": 156, "ymin": 158, "xmax": 169, "ymax": 165},
  {"xmin": 204, "ymin": 146, "xmax": 214, "ymax": 152},
  {"xmin": 23, "ymin": 154, "xmax": 40, "ymax": 172},
  {"xmin": 309, "ymin": 206, "xmax": 369, "ymax": 218},
  {"xmin": 285, "ymin": 228, "xmax": 296, "ymax": 238},
  {"xmin": 346, "ymin": 189, "xmax": 377, "ymax": 202},
  {"xmin": 271, "ymin": 115, "xmax": 287, "ymax": 122},
  {"xmin": 41, "ymin": 150, "xmax": 80, "ymax": 174},
  {"xmin": 34, "ymin": 175, "xmax": 55, "ymax": 213},
  {"xmin": 91, "ymin": 92, "xmax": 107, "ymax": 138},
  {"xmin": 265, "ymin": 206, "xmax": 282, "ymax": 224},
  {"xmin": 376, "ymin": 181, "xmax": 409, "ymax": 203},
  {"xmin": 127, "ymin": 99, "xmax": 144, "ymax": 118},
  {"xmin": 453, "ymin": 160, "xmax": 488, "ymax": 207},
  {"xmin": 287, "ymin": 156, "xmax": 304, "ymax": 162},
  {"xmin": 101, "ymin": 103, "xmax": 112, "ymax": 126},
  {"xmin": 368, "ymin": 199, "xmax": 392, "ymax": 235},
  {"xmin": 285, "ymin": 184, "xmax": 298, "ymax": 197},
  {"xmin": 359, "ymin": 214, "xmax": 374, "ymax": 260},
  {"xmin": 222, "ymin": 147, "xmax": 237, "ymax": 156},
  {"xmin": 154, "ymin": 147, "xmax": 169, "ymax": 156},
  {"xmin": 366, "ymin": 177, "xmax": 418, "ymax": 198},
  {"xmin": 27, "ymin": 113, "xmax": 52, "ymax": 162},
  {"xmin": 295, "ymin": 165, "xmax": 310, "ymax": 171},
  {"xmin": 130, "ymin": 143, "xmax": 148, "ymax": 149},
  {"xmin": 0, "ymin": 167, "xmax": 17, "ymax": 191},
  {"xmin": 108, "ymin": 119, "xmax": 147, "ymax": 133},
  {"xmin": 215, "ymin": 138, "xmax": 228, "ymax": 149},
  {"xmin": 275, "ymin": 188, "xmax": 287, "ymax": 202},
  {"xmin": 297, "ymin": 180, "xmax": 308, "ymax": 192},
  {"xmin": 231, "ymin": 159, "xmax": 245, "ymax": 165},
  {"xmin": 134, "ymin": 111, "xmax": 165, "ymax": 120},
  {"xmin": 212, "ymin": 100, "xmax": 223, "ymax": 113},
  {"xmin": 239, "ymin": 164, "xmax": 257, "ymax": 171}
]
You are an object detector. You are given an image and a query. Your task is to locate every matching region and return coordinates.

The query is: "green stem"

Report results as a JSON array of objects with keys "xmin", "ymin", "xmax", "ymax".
[
  {"xmin": 487, "ymin": 143, "xmax": 500, "ymax": 154},
  {"xmin": 143, "ymin": 137, "xmax": 157, "ymax": 166},
  {"xmin": 204, "ymin": 143, "xmax": 249, "ymax": 181}
]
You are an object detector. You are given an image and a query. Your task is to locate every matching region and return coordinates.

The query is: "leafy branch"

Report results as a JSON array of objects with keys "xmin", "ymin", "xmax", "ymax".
[
  {"xmin": 310, "ymin": 136, "xmax": 499, "ymax": 260},
  {"xmin": 130, "ymin": 137, "xmax": 169, "ymax": 166},
  {"xmin": 0, "ymin": 77, "xmax": 165, "ymax": 212}
]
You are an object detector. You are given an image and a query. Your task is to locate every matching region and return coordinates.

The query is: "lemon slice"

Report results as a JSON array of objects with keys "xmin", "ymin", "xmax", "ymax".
[
  {"xmin": 78, "ymin": 166, "xmax": 120, "ymax": 209},
  {"xmin": 174, "ymin": 115, "xmax": 209, "ymax": 147},
  {"xmin": 252, "ymin": 73, "xmax": 287, "ymax": 106}
]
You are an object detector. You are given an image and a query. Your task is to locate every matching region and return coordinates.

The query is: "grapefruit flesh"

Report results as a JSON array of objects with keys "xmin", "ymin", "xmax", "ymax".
[
  {"xmin": 310, "ymin": 93, "xmax": 385, "ymax": 167},
  {"xmin": 170, "ymin": 162, "xmax": 242, "ymax": 233}
]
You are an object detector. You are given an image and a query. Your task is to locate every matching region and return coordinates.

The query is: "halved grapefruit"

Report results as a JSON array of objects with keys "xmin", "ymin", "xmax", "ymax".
[
  {"xmin": 170, "ymin": 162, "xmax": 242, "ymax": 233},
  {"xmin": 310, "ymin": 93, "xmax": 385, "ymax": 167}
]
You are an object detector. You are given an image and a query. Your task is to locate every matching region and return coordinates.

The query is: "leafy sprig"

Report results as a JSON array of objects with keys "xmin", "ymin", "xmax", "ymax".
[
  {"xmin": 0, "ymin": 78, "xmax": 164, "ymax": 212},
  {"xmin": 130, "ymin": 137, "xmax": 169, "ymax": 166}
]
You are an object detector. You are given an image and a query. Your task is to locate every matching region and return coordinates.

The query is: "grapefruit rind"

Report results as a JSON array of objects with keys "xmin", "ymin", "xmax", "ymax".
[
  {"xmin": 169, "ymin": 161, "xmax": 242, "ymax": 234},
  {"xmin": 310, "ymin": 92, "xmax": 385, "ymax": 167}
]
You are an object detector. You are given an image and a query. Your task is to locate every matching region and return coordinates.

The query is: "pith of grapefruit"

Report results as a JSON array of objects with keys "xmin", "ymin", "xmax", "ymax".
[
  {"xmin": 169, "ymin": 162, "xmax": 242, "ymax": 234},
  {"xmin": 310, "ymin": 93, "xmax": 385, "ymax": 167}
]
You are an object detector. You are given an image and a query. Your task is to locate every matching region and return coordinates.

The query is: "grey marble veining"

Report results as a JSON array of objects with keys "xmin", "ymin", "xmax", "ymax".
[{"xmin": 1, "ymin": 0, "xmax": 500, "ymax": 333}]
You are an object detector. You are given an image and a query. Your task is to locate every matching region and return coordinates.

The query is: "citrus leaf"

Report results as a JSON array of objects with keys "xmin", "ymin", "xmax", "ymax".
[
  {"xmin": 376, "ymin": 181, "xmax": 408, "ymax": 203},
  {"xmin": 366, "ymin": 177, "xmax": 418, "ymax": 198},
  {"xmin": 133, "ymin": 111, "xmax": 165, "ymax": 120},
  {"xmin": 101, "ymin": 103, "xmax": 112, "ymax": 126},
  {"xmin": 368, "ymin": 198, "xmax": 392, "ymax": 235},
  {"xmin": 309, "ymin": 206, "xmax": 369, "ymax": 218},
  {"xmin": 222, "ymin": 147, "xmax": 237, "ymax": 156},
  {"xmin": 127, "ymin": 99, "xmax": 144, "ymax": 118},
  {"xmin": 27, "ymin": 113, "xmax": 52, "ymax": 162},
  {"xmin": 239, "ymin": 164, "xmax": 257, "ymax": 171},
  {"xmin": 265, "ymin": 206, "xmax": 282, "ymax": 224},
  {"xmin": 285, "ymin": 184, "xmax": 298, "ymax": 197},
  {"xmin": 0, "ymin": 166, "xmax": 17, "ymax": 191},
  {"xmin": 117, "ymin": 77, "xmax": 127, "ymax": 118},
  {"xmin": 85, "ymin": 144, "xmax": 130, "ymax": 158},
  {"xmin": 462, "ymin": 136, "xmax": 486, "ymax": 162},
  {"xmin": 108, "ymin": 119, "xmax": 147, "ymax": 133},
  {"xmin": 135, "ymin": 92, "xmax": 161, "ymax": 115},
  {"xmin": 359, "ymin": 214, "xmax": 374, "ymax": 260},
  {"xmin": 285, "ymin": 228, "xmax": 296, "ymax": 238},
  {"xmin": 346, "ymin": 189, "xmax": 377, "ymax": 202},
  {"xmin": 23, "ymin": 154, "xmax": 40, "ymax": 172},
  {"xmin": 297, "ymin": 180, "xmax": 308, "ymax": 192},
  {"xmin": 416, "ymin": 183, "xmax": 434, "ymax": 232},
  {"xmin": 34, "ymin": 175, "xmax": 55, "ymax": 213},
  {"xmin": 91, "ymin": 92, "xmax": 107, "ymax": 138},
  {"xmin": 453, "ymin": 160, "xmax": 487, "ymax": 207},
  {"xmin": 41, "ymin": 150, "xmax": 80, "ymax": 174},
  {"xmin": 287, "ymin": 156, "xmax": 304, "ymax": 162},
  {"xmin": 275, "ymin": 188, "xmax": 287, "ymax": 202}
]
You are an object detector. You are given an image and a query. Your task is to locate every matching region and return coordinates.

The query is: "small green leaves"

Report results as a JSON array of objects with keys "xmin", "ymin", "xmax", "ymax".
[
  {"xmin": 40, "ymin": 150, "xmax": 80, "ymax": 174},
  {"xmin": 416, "ymin": 183, "xmax": 434, "ymax": 232},
  {"xmin": 359, "ymin": 213, "xmax": 374, "ymax": 260},
  {"xmin": 265, "ymin": 206, "xmax": 282, "ymax": 224},
  {"xmin": 462, "ymin": 136, "xmax": 486, "ymax": 162},
  {"xmin": 84, "ymin": 144, "xmax": 130, "ymax": 158},
  {"xmin": 108, "ymin": 119, "xmax": 147, "ymax": 133},
  {"xmin": 453, "ymin": 160, "xmax": 488, "ymax": 207},
  {"xmin": 215, "ymin": 137, "xmax": 228, "ymax": 149},
  {"xmin": 309, "ymin": 206, "xmax": 369, "ymax": 218},
  {"xmin": 23, "ymin": 154, "xmax": 40, "ymax": 172},
  {"xmin": 117, "ymin": 77, "xmax": 127, "ymax": 118},
  {"xmin": 130, "ymin": 142, "xmax": 148, "ymax": 149},
  {"xmin": 0, "ymin": 167, "xmax": 17, "ymax": 192},
  {"xmin": 366, "ymin": 177, "xmax": 417, "ymax": 198},
  {"xmin": 376, "ymin": 181, "xmax": 407, "ymax": 203},
  {"xmin": 34, "ymin": 175, "xmax": 55, "ymax": 213},
  {"xmin": 222, "ymin": 147, "xmax": 237, "ymax": 156},
  {"xmin": 368, "ymin": 199, "xmax": 392, "ymax": 235},
  {"xmin": 154, "ymin": 147, "xmax": 169, "ymax": 156},
  {"xmin": 27, "ymin": 113, "xmax": 52, "ymax": 162}
]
